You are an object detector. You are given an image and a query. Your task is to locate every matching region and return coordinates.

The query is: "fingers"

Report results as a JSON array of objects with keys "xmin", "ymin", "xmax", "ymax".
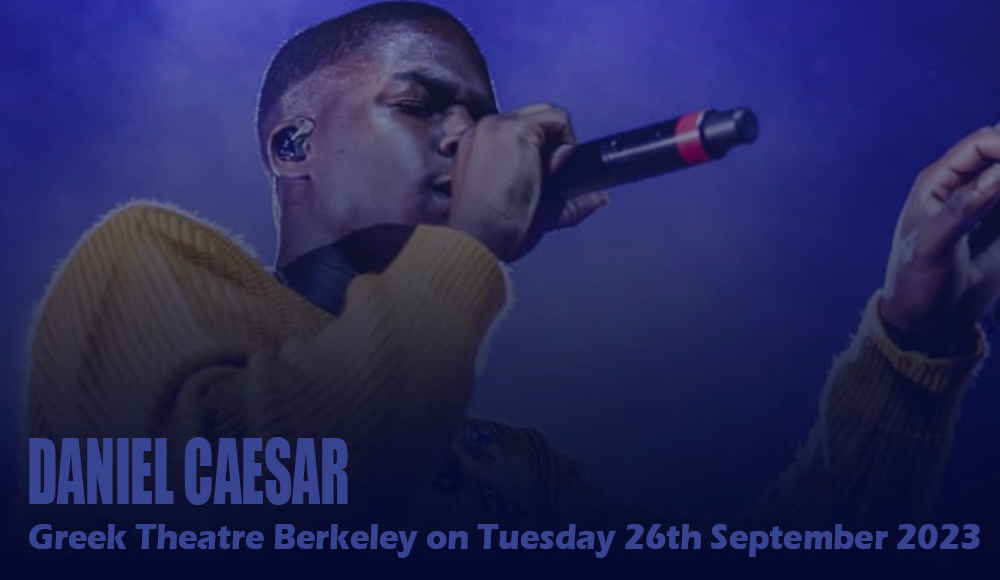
[
  {"xmin": 939, "ymin": 161, "xmax": 1000, "ymax": 247},
  {"xmin": 505, "ymin": 103, "xmax": 556, "ymax": 117},
  {"xmin": 964, "ymin": 162, "xmax": 1000, "ymax": 216},
  {"xmin": 904, "ymin": 125, "xmax": 1000, "ymax": 258},
  {"xmin": 446, "ymin": 102, "xmax": 583, "ymax": 261},
  {"xmin": 503, "ymin": 103, "xmax": 575, "ymax": 142},
  {"xmin": 920, "ymin": 125, "xmax": 1000, "ymax": 197},
  {"xmin": 553, "ymin": 191, "xmax": 611, "ymax": 230},
  {"xmin": 504, "ymin": 103, "xmax": 576, "ymax": 175},
  {"xmin": 877, "ymin": 123, "xmax": 1000, "ymax": 331}
]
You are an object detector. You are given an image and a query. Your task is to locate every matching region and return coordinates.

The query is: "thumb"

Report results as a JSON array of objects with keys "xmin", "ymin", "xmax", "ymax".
[{"xmin": 554, "ymin": 191, "xmax": 611, "ymax": 230}]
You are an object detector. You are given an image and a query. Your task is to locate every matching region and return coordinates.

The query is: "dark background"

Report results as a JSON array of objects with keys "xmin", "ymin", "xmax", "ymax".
[{"xmin": 1, "ymin": 0, "xmax": 997, "ymax": 539}]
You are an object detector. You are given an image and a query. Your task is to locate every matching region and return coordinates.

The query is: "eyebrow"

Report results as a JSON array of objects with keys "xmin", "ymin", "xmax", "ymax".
[{"xmin": 390, "ymin": 70, "xmax": 497, "ymax": 118}]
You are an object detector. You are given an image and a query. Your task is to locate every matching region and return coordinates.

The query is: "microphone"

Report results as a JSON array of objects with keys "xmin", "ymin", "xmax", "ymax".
[{"xmin": 547, "ymin": 107, "xmax": 759, "ymax": 197}]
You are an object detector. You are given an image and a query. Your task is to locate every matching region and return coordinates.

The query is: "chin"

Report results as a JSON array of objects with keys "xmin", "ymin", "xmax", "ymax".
[{"xmin": 416, "ymin": 197, "xmax": 451, "ymax": 225}]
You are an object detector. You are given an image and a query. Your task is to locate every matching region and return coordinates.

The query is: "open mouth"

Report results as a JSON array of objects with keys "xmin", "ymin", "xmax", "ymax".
[{"xmin": 431, "ymin": 177, "xmax": 452, "ymax": 198}]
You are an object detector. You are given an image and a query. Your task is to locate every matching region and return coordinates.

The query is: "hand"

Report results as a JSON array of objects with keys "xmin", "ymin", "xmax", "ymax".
[
  {"xmin": 446, "ymin": 103, "xmax": 609, "ymax": 261},
  {"xmin": 880, "ymin": 123, "xmax": 1000, "ymax": 344}
]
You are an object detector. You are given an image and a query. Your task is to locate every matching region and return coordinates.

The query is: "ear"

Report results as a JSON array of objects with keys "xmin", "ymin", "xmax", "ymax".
[{"xmin": 266, "ymin": 117, "xmax": 317, "ymax": 178}]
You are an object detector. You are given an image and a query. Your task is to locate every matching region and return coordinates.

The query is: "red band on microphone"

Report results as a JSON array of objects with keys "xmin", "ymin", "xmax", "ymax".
[{"xmin": 676, "ymin": 111, "xmax": 711, "ymax": 165}]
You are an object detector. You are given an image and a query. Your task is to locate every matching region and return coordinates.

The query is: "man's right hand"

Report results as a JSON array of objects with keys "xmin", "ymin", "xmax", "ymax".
[
  {"xmin": 880, "ymin": 123, "xmax": 1000, "ymax": 349},
  {"xmin": 446, "ymin": 103, "xmax": 609, "ymax": 261}
]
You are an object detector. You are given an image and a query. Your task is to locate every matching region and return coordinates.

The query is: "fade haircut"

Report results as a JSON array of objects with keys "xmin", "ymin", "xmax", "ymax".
[{"xmin": 255, "ymin": 1, "xmax": 489, "ymax": 173}]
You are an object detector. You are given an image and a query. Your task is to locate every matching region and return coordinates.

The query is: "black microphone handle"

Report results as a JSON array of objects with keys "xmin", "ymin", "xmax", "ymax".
[{"xmin": 546, "ymin": 107, "xmax": 759, "ymax": 198}]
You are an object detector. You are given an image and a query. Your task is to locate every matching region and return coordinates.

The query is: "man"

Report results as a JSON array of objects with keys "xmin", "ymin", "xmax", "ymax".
[{"xmin": 22, "ymin": 1, "xmax": 1000, "ymax": 532}]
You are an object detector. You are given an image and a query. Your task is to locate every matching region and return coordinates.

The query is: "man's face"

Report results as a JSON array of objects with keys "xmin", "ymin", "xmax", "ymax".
[{"xmin": 305, "ymin": 21, "xmax": 497, "ymax": 236}]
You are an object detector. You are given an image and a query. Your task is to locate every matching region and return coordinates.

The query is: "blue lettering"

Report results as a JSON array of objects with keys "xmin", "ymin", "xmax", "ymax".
[
  {"xmin": 86, "ymin": 438, "xmax": 113, "ymax": 504},
  {"xmin": 292, "ymin": 439, "xmax": 319, "ymax": 504},
  {"xmin": 131, "ymin": 438, "xmax": 152, "ymax": 504},
  {"xmin": 243, "ymin": 438, "xmax": 263, "ymax": 504},
  {"xmin": 265, "ymin": 438, "xmax": 291, "ymax": 505},
  {"xmin": 185, "ymin": 438, "xmax": 212, "ymax": 505},
  {"xmin": 214, "ymin": 438, "xmax": 241, "ymax": 504},
  {"xmin": 321, "ymin": 438, "xmax": 348, "ymax": 504},
  {"xmin": 28, "ymin": 439, "xmax": 55, "ymax": 504}
]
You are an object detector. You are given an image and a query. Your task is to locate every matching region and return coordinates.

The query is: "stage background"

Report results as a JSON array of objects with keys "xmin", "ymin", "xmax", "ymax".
[{"xmin": 2, "ymin": 0, "xmax": 998, "ymax": 532}]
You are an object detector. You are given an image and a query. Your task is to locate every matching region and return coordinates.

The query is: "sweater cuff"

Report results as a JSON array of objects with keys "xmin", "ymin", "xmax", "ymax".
[
  {"xmin": 859, "ymin": 291, "xmax": 986, "ymax": 397},
  {"xmin": 382, "ymin": 225, "xmax": 509, "ymax": 329}
]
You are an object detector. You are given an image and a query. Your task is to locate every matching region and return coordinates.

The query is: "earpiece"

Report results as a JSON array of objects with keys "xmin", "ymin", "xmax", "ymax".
[{"xmin": 273, "ymin": 126, "xmax": 307, "ymax": 162}]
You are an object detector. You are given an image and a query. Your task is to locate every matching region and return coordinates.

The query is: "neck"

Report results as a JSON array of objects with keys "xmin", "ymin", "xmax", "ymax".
[
  {"xmin": 273, "ymin": 183, "xmax": 352, "ymax": 268},
  {"xmin": 275, "ymin": 212, "xmax": 348, "ymax": 269}
]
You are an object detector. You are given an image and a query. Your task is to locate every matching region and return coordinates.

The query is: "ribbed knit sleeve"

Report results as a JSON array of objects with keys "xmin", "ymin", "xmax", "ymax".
[
  {"xmin": 745, "ymin": 291, "xmax": 986, "ymax": 527},
  {"xmin": 25, "ymin": 202, "xmax": 507, "ymax": 508}
]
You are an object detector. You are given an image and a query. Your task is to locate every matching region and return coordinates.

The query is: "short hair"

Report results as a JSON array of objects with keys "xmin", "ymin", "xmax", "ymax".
[{"xmin": 255, "ymin": 1, "xmax": 488, "ymax": 172}]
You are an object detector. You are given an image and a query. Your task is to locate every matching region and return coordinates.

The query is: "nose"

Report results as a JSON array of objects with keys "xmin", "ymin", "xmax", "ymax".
[{"xmin": 436, "ymin": 107, "xmax": 476, "ymax": 158}]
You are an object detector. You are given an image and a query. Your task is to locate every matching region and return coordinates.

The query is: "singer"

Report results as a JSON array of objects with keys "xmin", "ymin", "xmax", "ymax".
[{"xmin": 22, "ymin": 1, "xmax": 994, "ymax": 534}]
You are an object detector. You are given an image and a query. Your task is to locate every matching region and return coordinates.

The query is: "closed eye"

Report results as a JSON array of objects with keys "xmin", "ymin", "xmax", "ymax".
[{"xmin": 394, "ymin": 99, "xmax": 438, "ymax": 119}]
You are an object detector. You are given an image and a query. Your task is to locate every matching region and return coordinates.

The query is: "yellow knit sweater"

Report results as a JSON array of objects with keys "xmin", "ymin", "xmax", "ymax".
[{"xmin": 23, "ymin": 202, "xmax": 986, "ymax": 528}]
